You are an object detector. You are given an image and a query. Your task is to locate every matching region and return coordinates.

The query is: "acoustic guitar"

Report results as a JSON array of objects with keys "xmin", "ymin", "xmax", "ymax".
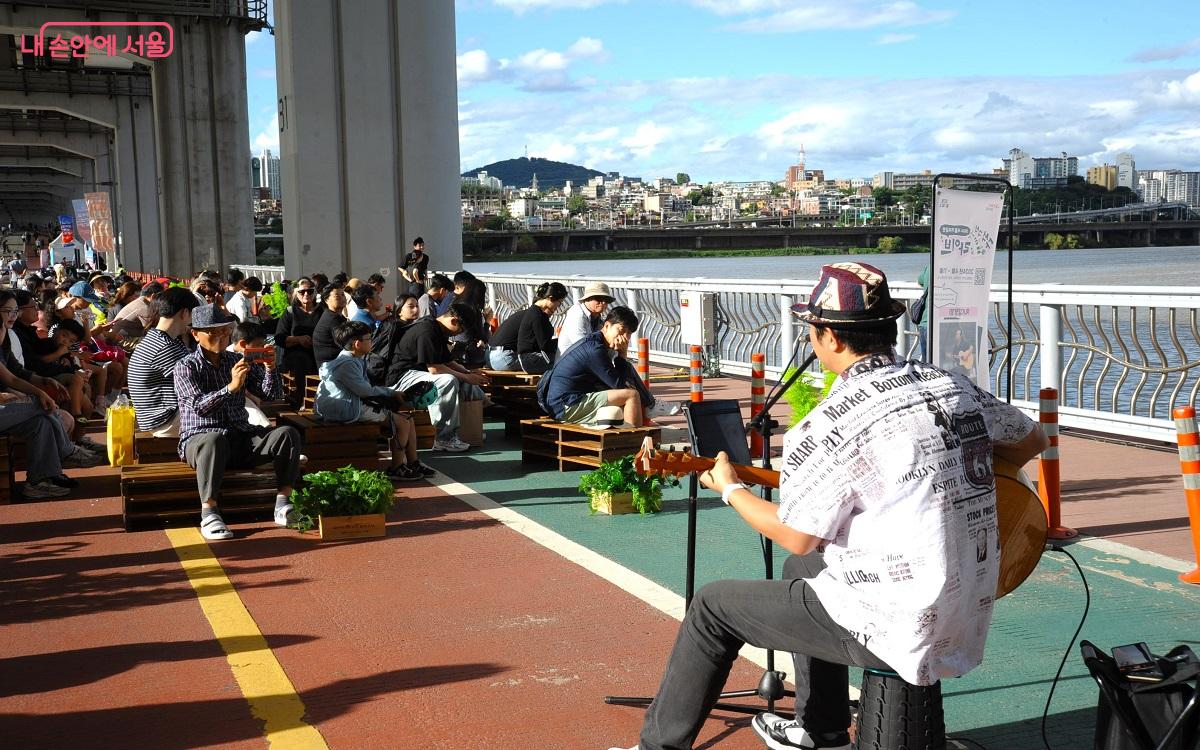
[{"xmin": 632, "ymin": 438, "xmax": 1047, "ymax": 599}]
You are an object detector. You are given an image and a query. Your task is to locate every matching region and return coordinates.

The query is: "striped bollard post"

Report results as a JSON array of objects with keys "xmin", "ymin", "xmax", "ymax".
[
  {"xmin": 637, "ymin": 338, "xmax": 650, "ymax": 390},
  {"xmin": 749, "ymin": 353, "xmax": 766, "ymax": 457},
  {"xmin": 689, "ymin": 345, "xmax": 703, "ymax": 403},
  {"xmin": 1038, "ymin": 387, "xmax": 1077, "ymax": 540},
  {"xmin": 1173, "ymin": 405, "xmax": 1200, "ymax": 584}
]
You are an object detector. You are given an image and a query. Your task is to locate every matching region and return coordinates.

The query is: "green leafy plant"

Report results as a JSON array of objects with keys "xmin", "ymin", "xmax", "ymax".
[
  {"xmin": 289, "ymin": 466, "xmax": 396, "ymax": 531},
  {"xmin": 578, "ymin": 455, "xmax": 678, "ymax": 515},
  {"xmin": 783, "ymin": 368, "xmax": 838, "ymax": 426},
  {"xmin": 261, "ymin": 282, "xmax": 291, "ymax": 318}
]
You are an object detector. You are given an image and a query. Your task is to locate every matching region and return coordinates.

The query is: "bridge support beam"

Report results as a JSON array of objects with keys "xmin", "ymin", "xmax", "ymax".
[{"xmin": 276, "ymin": 0, "xmax": 462, "ymax": 290}]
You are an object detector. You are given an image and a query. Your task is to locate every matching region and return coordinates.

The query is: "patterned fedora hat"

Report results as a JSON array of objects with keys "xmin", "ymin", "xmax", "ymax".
[{"xmin": 791, "ymin": 261, "xmax": 906, "ymax": 326}]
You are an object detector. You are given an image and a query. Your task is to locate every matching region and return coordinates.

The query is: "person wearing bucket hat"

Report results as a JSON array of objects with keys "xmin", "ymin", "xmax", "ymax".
[
  {"xmin": 173, "ymin": 303, "xmax": 302, "ymax": 540},
  {"xmin": 556, "ymin": 280, "xmax": 614, "ymax": 357},
  {"xmin": 607, "ymin": 262, "xmax": 1048, "ymax": 750}
]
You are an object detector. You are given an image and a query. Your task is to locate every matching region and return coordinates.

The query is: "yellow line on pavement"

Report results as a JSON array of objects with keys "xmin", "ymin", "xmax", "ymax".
[{"xmin": 167, "ymin": 527, "xmax": 329, "ymax": 750}]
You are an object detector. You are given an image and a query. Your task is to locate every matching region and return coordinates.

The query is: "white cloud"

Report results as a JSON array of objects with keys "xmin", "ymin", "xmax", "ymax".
[
  {"xmin": 458, "ymin": 37, "xmax": 608, "ymax": 91},
  {"xmin": 516, "ymin": 49, "xmax": 570, "ymax": 71},
  {"xmin": 252, "ymin": 114, "xmax": 279, "ymax": 152},
  {"xmin": 567, "ymin": 37, "xmax": 607, "ymax": 60},
  {"xmin": 1159, "ymin": 69, "xmax": 1200, "ymax": 104},
  {"xmin": 711, "ymin": 0, "xmax": 954, "ymax": 33},
  {"xmin": 876, "ymin": 33, "xmax": 916, "ymax": 45},
  {"xmin": 1128, "ymin": 37, "xmax": 1200, "ymax": 63},
  {"xmin": 457, "ymin": 49, "xmax": 501, "ymax": 85},
  {"xmin": 621, "ymin": 122, "xmax": 670, "ymax": 158},
  {"xmin": 493, "ymin": 0, "xmax": 624, "ymax": 13}
]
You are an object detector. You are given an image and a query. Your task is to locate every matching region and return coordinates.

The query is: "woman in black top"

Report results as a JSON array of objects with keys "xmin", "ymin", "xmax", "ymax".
[
  {"xmin": 312, "ymin": 284, "xmax": 349, "ymax": 368},
  {"xmin": 274, "ymin": 277, "xmax": 324, "ymax": 405},
  {"xmin": 487, "ymin": 282, "xmax": 568, "ymax": 373}
]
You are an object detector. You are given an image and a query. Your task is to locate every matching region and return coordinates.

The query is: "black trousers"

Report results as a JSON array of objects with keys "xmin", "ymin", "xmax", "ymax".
[{"xmin": 639, "ymin": 553, "xmax": 892, "ymax": 750}]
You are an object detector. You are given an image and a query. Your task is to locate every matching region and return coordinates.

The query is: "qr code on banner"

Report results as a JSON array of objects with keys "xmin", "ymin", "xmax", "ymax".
[{"xmin": 973, "ymin": 268, "xmax": 986, "ymax": 285}]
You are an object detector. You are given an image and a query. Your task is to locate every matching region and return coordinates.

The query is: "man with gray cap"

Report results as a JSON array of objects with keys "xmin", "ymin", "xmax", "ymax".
[
  {"xmin": 556, "ymin": 281, "xmax": 613, "ymax": 357},
  {"xmin": 173, "ymin": 304, "xmax": 302, "ymax": 540}
]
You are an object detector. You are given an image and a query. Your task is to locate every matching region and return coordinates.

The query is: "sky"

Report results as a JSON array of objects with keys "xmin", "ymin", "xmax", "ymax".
[{"xmin": 245, "ymin": 0, "xmax": 1200, "ymax": 184}]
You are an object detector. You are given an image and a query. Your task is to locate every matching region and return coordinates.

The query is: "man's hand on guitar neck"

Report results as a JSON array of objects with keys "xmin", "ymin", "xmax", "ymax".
[{"xmin": 699, "ymin": 451, "xmax": 823, "ymax": 556}]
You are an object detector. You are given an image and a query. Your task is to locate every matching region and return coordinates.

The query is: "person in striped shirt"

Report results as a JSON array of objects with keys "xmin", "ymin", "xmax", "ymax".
[{"xmin": 127, "ymin": 287, "xmax": 200, "ymax": 437}]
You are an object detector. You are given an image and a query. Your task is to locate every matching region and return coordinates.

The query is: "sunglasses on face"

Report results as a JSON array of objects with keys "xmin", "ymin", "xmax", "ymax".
[{"xmin": 297, "ymin": 289, "xmax": 315, "ymax": 295}]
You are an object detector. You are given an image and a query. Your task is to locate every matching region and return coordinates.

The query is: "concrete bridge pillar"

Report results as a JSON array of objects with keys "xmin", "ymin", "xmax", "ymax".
[
  {"xmin": 114, "ymin": 95, "xmax": 160, "ymax": 274},
  {"xmin": 276, "ymin": 0, "xmax": 461, "ymax": 288},
  {"xmin": 151, "ymin": 16, "xmax": 256, "ymax": 275}
]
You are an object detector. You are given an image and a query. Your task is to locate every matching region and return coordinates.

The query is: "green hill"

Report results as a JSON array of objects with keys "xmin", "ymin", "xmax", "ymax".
[{"xmin": 461, "ymin": 157, "xmax": 604, "ymax": 190}]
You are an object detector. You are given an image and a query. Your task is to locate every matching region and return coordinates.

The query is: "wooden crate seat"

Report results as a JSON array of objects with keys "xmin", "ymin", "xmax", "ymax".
[
  {"xmin": 121, "ymin": 462, "xmax": 278, "ymax": 531},
  {"xmin": 276, "ymin": 412, "xmax": 389, "ymax": 471},
  {"xmin": 520, "ymin": 418, "xmax": 661, "ymax": 471}
]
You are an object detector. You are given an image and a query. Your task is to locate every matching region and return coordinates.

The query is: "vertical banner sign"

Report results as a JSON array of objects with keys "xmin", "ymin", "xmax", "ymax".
[
  {"xmin": 58, "ymin": 215, "xmax": 75, "ymax": 250},
  {"xmin": 931, "ymin": 187, "xmax": 1004, "ymax": 390},
  {"xmin": 84, "ymin": 191, "xmax": 115, "ymax": 253},
  {"xmin": 72, "ymin": 198, "xmax": 92, "ymax": 246}
]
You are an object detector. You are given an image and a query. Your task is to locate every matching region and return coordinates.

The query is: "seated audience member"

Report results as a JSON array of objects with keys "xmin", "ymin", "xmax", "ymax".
[
  {"xmin": 543, "ymin": 306, "xmax": 678, "ymax": 427},
  {"xmin": 28, "ymin": 318, "xmax": 94, "ymax": 419},
  {"xmin": 557, "ymin": 282, "xmax": 614, "ymax": 356},
  {"xmin": 395, "ymin": 293, "xmax": 421, "ymax": 324},
  {"xmin": 174, "ymin": 304, "xmax": 301, "ymax": 540},
  {"xmin": 312, "ymin": 284, "xmax": 349, "ymax": 367},
  {"xmin": 127, "ymin": 287, "xmax": 200, "ymax": 437},
  {"xmin": 489, "ymin": 282, "xmax": 568, "ymax": 373},
  {"xmin": 449, "ymin": 271, "xmax": 489, "ymax": 367},
  {"xmin": 274, "ymin": 277, "xmax": 323, "ymax": 404},
  {"xmin": 224, "ymin": 268, "xmax": 245, "ymax": 303},
  {"xmin": 0, "ymin": 292, "xmax": 85, "ymax": 443},
  {"xmin": 315, "ymin": 320, "xmax": 433, "ymax": 482},
  {"xmin": 110, "ymin": 281, "xmax": 164, "ymax": 337},
  {"xmin": 229, "ymin": 322, "xmax": 275, "ymax": 427},
  {"xmin": 389, "ymin": 301, "xmax": 488, "ymax": 453},
  {"xmin": 310, "ymin": 273, "xmax": 330, "ymax": 297},
  {"xmin": 416, "ymin": 274, "xmax": 455, "ymax": 318},
  {"xmin": 349, "ymin": 286, "xmax": 382, "ymax": 328},
  {"xmin": 0, "ymin": 371, "xmax": 103, "ymax": 499},
  {"xmin": 226, "ymin": 275, "xmax": 263, "ymax": 323},
  {"xmin": 343, "ymin": 278, "xmax": 363, "ymax": 319},
  {"xmin": 107, "ymin": 281, "xmax": 140, "ymax": 319}
]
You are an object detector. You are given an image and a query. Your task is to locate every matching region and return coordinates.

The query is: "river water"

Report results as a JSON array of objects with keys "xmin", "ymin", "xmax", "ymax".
[{"xmin": 468, "ymin": 245, "xmax": 1200, "ymax": 286}]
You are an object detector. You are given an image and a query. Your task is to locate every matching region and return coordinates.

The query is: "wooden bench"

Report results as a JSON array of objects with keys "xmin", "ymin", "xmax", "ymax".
[
  {"xmin": 134, "ymin": 432, "xmax": 179, "ymax": 464},
  {"xmin": 276, "ymin": 412, "xmax": 391, "ymax": 472},
  {"xmin": 121, "ymin": 463, "xmax": 278, "ymax": 531},
  {"xmin": 0, "ymin": 436, "xmax": 13, "ymax": 504},
  {"xmin": 520, "ymin": 418, "xmax": 661, "ymax": 471},
  {"xmin": 296, "ymin": 375, "xmax": 436, "ymax": 450},
  {"xmin": 483, "ymin": 370, "xmax": 545, "ymax": 435}
]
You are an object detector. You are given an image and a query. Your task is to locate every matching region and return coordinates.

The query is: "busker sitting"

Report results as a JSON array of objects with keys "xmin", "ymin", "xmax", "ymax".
[
  {"xmin": 173, "ymin": 304, "xmax": 301, "ymax": 541},
  {"xmin": 606, "ymin": 262, "xmax": 1049, "ymax": 750},
  {"xmin": 127, "ymin": 287, "xmax": 200, "ymax": 438},
  {"xmin": 314, "ymin": 320, "xmax": 434, "ymax": 482},
  {"xmin": 389, "ymin": 301, "xmax": 488, "ymax": 453},
  {"xmin": 488, "ymin": 281, "xmax": 568, "ymax": 373},
  {"xmin": 541, "ymin": 305, "xmax": 678, "ymax": 428}
]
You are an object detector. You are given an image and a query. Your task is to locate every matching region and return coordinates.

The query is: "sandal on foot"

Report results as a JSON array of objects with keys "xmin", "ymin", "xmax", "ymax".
[{"xmin": 200, "ymin": 513, "xmax": 233, "ymax": 540}]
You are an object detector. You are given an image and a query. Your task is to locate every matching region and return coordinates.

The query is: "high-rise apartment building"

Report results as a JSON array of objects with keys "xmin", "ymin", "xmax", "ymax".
[
  {"xmin": 1086, "ymin": 165, "xmax": 1118, "ymax": 190},
  {"xmin": 1004, "ymin": 148, "xmax": 1078, "ymax": 188},
  {"xmin": 259, "ymin": 149, "xmax": 281, "ymax": 200},
  {"xmin": 1117, "ymin": 153, "xmax": 1137, "ymax": 190}
]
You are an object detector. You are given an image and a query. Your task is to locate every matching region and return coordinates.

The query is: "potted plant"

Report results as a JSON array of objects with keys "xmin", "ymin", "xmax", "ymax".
[
  {"xmin": 578, "ymin": 454, "xmax": 677, "ymax": 515},
  {"xmin": 289, "ymin": 466, "xmax": 396, "ymax": 539}
]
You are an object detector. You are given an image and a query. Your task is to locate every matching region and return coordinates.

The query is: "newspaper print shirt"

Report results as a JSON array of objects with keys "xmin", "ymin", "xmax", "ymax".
[{"xmin": 778, "ymin": 351, "xmax": 1035, "ymax": 686}]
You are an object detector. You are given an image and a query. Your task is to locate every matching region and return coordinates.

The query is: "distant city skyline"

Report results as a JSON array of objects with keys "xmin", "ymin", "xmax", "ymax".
[{"xmin": 244, "ymin": 1, "xmax": 1200, "ymax": 183}]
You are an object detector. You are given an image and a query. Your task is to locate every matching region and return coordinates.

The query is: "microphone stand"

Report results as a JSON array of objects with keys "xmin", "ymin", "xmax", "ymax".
[{"xmin": 715, "ymin": 351, "xmax": 818, "ymax": 714}]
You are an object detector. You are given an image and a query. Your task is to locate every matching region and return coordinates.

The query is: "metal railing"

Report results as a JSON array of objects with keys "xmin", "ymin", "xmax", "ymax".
[{"xmin": 475, "ymin": 272, "xmax": 1200, "ymax": 443}]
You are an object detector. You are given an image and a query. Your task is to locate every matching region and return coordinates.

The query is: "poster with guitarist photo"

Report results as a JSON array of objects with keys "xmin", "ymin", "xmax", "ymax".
[{"xmin": 938, "ymin": 321, "xmax": 983, "ymax": 379}]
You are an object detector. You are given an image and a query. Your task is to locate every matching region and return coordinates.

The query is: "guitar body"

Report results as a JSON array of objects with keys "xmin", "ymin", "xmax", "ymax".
[{"xmin": 634, "ymin": 439, "xmax": 1047, "ymax": 599}]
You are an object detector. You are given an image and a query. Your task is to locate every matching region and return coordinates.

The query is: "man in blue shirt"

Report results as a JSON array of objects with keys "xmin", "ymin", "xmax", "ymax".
[
  {"xmin": 349, "ymin": 286, "xmax": 381, "ymax": 328},
  {"xmin": 543, "ymin": 306, "xmax": 677, "ymax": 427},
  {"xmin": 174, "ymin": 304, "xmax": 302, "ymax": 540}
]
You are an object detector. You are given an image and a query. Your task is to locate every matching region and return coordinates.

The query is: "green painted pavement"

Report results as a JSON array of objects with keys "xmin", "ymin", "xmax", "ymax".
[{"xmin": 424, "ymin": 422, "xmax": 1199, "ymax": 749}]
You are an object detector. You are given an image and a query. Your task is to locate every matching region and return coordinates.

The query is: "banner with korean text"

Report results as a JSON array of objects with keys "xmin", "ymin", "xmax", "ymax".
[
  {"xmin": 930, "ymin": 186, "xmax": 1004, "ymax": 390},
  {"xmin": 72, "ymin": 198, "xmax": 92, "ymax": 246},
  {"xmin": 84, "ymin": 191, "xmax": 115, "ymax": 253}
]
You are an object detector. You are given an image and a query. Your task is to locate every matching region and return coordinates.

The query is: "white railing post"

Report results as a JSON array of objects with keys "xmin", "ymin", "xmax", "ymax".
[
  {"xmin": 626, "ymin": 287, "xmax": 639, "ymax": 314},
  {"xmin": 780, "ymin": 293, "xmax": 795, "ymax": 369},
  {"xmin": 1040, "ymin": 303, "xmax": 1062, "ymax": 394}
]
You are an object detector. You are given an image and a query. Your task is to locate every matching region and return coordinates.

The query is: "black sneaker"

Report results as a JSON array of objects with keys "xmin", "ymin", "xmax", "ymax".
[
  {"xmin": 50, "ymin": 474, "xmax": 79, "ymax": 489},
  {"xmin": 408, "ymin": 461, "xmax": 437, "ymax": 477},
  {"xmin": 387, "ymin": 464, "xmax": 422, "ymax": 482},
  {"xmin": 752, "ymin": 713, "xmax": 850, "ymax": 750}
]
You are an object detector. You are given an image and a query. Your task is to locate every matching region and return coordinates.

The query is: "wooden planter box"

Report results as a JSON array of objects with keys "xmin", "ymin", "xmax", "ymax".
[
  {"xmin": 590, "ymin": 490, "xmax": 636, "ymax": 516},
  {"xmin": 318, "ymin": 513, "xmax": 386, "ymax": 540}
]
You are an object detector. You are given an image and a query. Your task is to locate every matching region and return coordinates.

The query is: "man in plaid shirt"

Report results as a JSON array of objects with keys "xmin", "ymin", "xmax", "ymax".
[{"xmin": 174, "ymin": 304, "xmax": 302, "ymax": 540}]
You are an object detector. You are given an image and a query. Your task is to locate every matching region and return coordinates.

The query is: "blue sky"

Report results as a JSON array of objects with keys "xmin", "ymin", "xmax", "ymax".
[{"xmin": 246, "ymin": 0, "xmax": 1200, "ymax": 183}]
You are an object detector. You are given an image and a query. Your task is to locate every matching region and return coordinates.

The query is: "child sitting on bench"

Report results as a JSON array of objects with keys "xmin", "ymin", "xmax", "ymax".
[
  {"xmin": 314, "ymin": 320, "xmax": 434, "ymax": 482},
  {"xmin": 229, "ymin": 321, "xmax": 274, "ymax": 428}
]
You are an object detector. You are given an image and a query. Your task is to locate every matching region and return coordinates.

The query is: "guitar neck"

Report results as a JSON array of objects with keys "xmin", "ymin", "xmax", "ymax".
[{"xmin": 676, "ymin": 455, "xmax": 780, "ymax": 488}]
